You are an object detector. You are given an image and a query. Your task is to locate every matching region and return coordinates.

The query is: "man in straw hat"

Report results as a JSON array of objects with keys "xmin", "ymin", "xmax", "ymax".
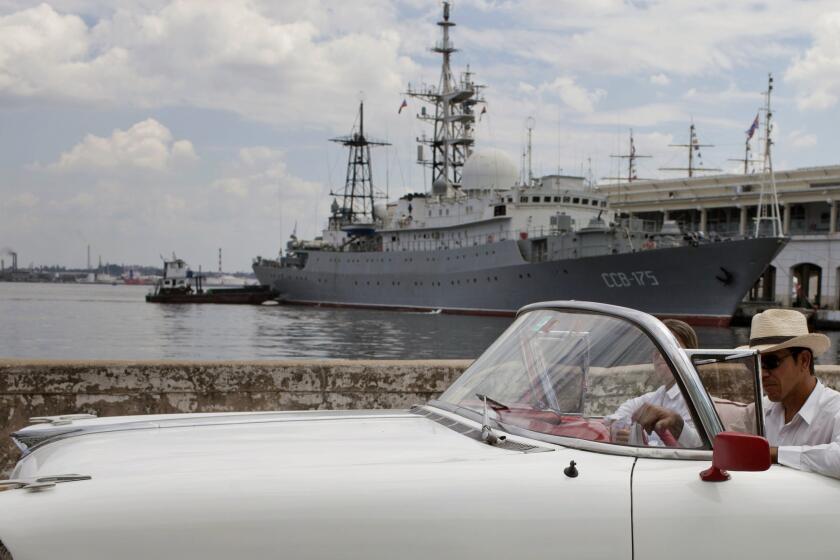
[{"xmin": 741, "ymin": 308, "xmax": 840, "ymax": 479}]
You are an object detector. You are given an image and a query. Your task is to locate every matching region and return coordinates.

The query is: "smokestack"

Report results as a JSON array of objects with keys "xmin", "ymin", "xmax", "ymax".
[
  {"xmin": 11, "ymin": 252, "xmax": 17, "ymax": 271},
  {"xmin": 218, "ymin": 248, "xmax": 222, "ymax": 273},
  {"xmin": 1, "ymin": 259, "xmax": 4, "ymax": 273}
]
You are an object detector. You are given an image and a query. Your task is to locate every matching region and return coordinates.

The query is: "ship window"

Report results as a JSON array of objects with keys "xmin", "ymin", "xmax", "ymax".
[
  {"xmin": 591, "ymin": 200, "xmax": 599, "ymax": 206},
  {"xmin": 601, "ymin": 201, "xmax": 607, "ymax": 207},
  {"xmin": 572, "ymin": 197, "xmax": 580, "ymax": 204},
  {"xmin": 507, "ymin": 197, "xmax": 513, "ymax": 202},
  {"xmin": 520, "ymin": 196, "xmax": 528, "ymax": 203},
  {"xmin": 554, "ymin": 196, "xmax": 561, "ymax": 202},
  {"xmin": 563, "ymin": 196, "xmax": 570, "ymax": 203},
  {"xmin": 446, "ymin": 209, "xmax": 450, "ymax": 215},
  {"xmin": 544, "ymin": 197, "xmax": 551, "ymax": 202},
  {"xmin": 531, "ymin": 196, "xmax": 540, "ymax": 203}
]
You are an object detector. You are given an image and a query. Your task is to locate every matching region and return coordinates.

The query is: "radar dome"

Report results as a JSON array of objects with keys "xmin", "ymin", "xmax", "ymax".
[{"xmin": 461, "ymin": 149, "xmax": 518, "ymax": 191}]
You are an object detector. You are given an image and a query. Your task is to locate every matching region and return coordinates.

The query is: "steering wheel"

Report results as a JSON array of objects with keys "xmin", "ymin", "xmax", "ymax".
[{"xmin": 615, "ymin": 421, "xmax": 680, "ymax": 447}]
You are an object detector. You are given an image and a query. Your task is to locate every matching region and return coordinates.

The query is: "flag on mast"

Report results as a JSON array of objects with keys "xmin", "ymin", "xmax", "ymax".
[
  {"xmin": 479, "ymin": 105, "xmax": 487, "ymax": 121},
  {"xmin": 746, "ymin": 114, "xmax": 760, "ymax": 140},
  {"xmin": 398, "ymin": 99, "xmax": 408, "ymax": 114}
]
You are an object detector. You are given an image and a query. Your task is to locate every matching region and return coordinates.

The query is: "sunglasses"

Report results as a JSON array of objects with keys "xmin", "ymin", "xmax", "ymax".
[{"xmin": 760, "ymin": 352, "xmax": 792, "ymax": 371}]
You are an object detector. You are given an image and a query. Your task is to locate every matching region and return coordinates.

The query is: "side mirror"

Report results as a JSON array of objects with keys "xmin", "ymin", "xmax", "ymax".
[{"xmin": 700, "ymin": 431, "xmax": 771, "ymax": 482}]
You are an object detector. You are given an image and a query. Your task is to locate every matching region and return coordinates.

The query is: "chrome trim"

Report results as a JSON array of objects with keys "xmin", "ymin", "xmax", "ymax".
[
  {"xmin": 29, "ymin": 414, "xmax": 98, "ymax": 426},
  {"xmin": 12, "ymin": 410, "xmax": 416, "ymax": 457},
  {"xmin": 0, "ymin": 474, "xmax": 90, "ymax": 493},
  {"xmin": 421, "ymin": 404, "xmax": 712, "ymax": 461},
  {"xmin": 685, "ymin": 348, "xmax": 765, "ymax": 437}
]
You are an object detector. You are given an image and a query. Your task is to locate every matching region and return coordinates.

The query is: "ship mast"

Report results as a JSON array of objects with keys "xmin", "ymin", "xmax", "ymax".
[
  {"xmin": 523, "ymin": 116, "xmax": 535, "ymax": 185},
  {"xmin": 754, "ymin": 73, "xmax": 783, "ymax": 237},
  {"xmin": 604, "ymin": 130, "xmax": 651, "ymax": 208},
  {"xmin": 660, "ymin": 123, "xmax": 721, "ymax": 177},
  {"xmin": 406, "ymin": 1, "xmax": 485, "ymax": 194},
  {"xmin": 329, "ymin": 101, "xmax": 390, "ymax": 231},
  {"xmin": 606, "ymin": 129, "xmax": 652, "ymax": 183}
]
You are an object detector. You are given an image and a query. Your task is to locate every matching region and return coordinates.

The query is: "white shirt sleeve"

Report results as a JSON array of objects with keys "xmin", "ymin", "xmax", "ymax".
[
  {"xmin": 609, "ymin": 394, "xmax": 651, "ymax": 421},
  {"xmin": 778, "ymin": 414, "xmax": 840, "ymax": 479}
]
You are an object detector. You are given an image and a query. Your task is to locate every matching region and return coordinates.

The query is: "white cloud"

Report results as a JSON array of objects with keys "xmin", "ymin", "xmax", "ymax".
[
  {"xmin": 7, "ymin": 192, "xmax": 38, "ymax": 208},
  {"xmin": 521, "ymin": 76, "xmax": 606, "ymax": 113},
  {"xmin": 540, "ymin": 77, "xmax": 606, "ymax": 113},
  {"xmin": 786, "ymin": 12, "xmax": 840, "ymax": 110},
  {"xmin": 788, "ymin": 130, "xmax": 818, "ymax": 148},
  {"xmin": 0, "ymin": 1, "xmax": 416, "ymax": 131},
  {"xmin": 583, "ymin": 103, "xmax": 685, "ymax": 127},
  {"xmin": 50, "ymin": 119, "xmax": 197, "ymax": 171},
  {"xmin": 650, "ymin": 73, "xmax": 670, "ymax": 86}
]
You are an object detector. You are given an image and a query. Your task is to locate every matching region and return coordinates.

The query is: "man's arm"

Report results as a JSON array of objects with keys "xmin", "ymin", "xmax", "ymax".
[
  {"xmin": 773, "ymin": 413, "xmax": 840, "ymax": 479},
  {"xmin": 774, "ymin": 442, "xmax": 840, "ymax": 479},
  {"xmin": 631, "ymin": 403, "xmax": 703, "ymax": 448}
]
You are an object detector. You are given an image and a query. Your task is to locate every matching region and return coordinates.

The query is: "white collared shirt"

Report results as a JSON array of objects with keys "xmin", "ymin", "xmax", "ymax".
[
  {"xmin": 610, "ymin": 384, "xmax": 703, "ymax": 448},
  {"xmin": 764, "ymin": 381, "xmax": 840, "ymax": 479}
]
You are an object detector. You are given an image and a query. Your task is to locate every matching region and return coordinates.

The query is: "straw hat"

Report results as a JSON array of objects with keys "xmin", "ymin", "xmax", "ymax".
[{"xmin": 738, "ymin": 308, "xmax": 830, "ymax": 356}]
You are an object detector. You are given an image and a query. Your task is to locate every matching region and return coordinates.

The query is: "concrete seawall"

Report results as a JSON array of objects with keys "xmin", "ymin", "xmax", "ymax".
[
  {"xmin": 3, "ymin": 360, "xmax": 840, "ymax": 475},
  {"xmin": 0, "ymin": 359, "xmax": 471, "ymax": 475}
]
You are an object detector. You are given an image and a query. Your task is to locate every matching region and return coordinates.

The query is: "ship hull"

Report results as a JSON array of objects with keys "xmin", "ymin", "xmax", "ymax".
[{"xmin": 253, "ymin": 237, "xmax": 786, "ymax": 326}]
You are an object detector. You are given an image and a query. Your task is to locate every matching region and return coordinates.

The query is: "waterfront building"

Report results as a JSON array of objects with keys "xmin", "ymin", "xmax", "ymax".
[{"xmin": 600, "ymin": 165, "xmax": 840, "ymax": 308}]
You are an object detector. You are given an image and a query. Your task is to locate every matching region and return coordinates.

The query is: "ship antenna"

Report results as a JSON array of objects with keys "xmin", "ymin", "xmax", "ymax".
[
  {"xmin": 526, "ymin": 116, "xmax": 535, "ymax": 185},
  {"xmin": 660, "ymin": 122, "xmax": 720, "ymax": 177},
  {"xmin": 754, "ymin": 73, "xmax": 782, "ymax": 237}
]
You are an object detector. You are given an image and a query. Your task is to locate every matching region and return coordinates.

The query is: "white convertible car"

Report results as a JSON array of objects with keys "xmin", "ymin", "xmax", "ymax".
[{"xmin": 1, "ymin": 301, "xmax": 838, "ymax": 559}]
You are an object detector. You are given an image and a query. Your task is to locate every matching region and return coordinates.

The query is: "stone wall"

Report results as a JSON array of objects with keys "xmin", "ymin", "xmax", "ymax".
[
  {"xmin": 0, "ymin": 359, "xmax": 471, "ymax": 475},
  {"xmin": 3, "ymin": 360, "xmax": 840, "ymax": 476}
]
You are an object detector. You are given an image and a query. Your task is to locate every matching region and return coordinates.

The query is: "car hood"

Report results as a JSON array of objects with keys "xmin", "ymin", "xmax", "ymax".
[
  {"xmin": 10, "ymin": 408, "xmax": 525, "ymax": 480},
  {"xmin": 0, "ymin": 408, "xmax": 640, "ymax": 560}
]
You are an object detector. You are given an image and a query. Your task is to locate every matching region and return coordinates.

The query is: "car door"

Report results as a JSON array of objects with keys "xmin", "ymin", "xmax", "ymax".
[
  {"xmin": 633, "ymin": 456, "xmax": 840, "ymax": 559},
  {"xmin": 632, "ymin": 350, "xmax": 840, "ymax": 559}
]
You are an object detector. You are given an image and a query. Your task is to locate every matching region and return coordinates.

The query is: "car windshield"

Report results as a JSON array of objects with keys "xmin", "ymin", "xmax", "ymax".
[{"xmin": 439, "ymin": 308, "xmax": 705, "ymax": 449}]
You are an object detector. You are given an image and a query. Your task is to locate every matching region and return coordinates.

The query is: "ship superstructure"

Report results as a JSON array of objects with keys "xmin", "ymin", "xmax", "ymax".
[{"xmin": 253, "ymin": 2, "xmax": 786, "ymax": 325}]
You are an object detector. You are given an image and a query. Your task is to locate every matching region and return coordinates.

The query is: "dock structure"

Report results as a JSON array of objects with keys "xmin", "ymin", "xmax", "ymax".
[{"xmin": 600, "ymin": 164, "xmax": 840, "ymax": 309}]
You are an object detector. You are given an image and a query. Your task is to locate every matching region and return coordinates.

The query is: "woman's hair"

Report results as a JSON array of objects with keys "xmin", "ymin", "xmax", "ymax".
[{"xmin": 662, "ymin": 319, "xmax": 698, "ymax": 349}]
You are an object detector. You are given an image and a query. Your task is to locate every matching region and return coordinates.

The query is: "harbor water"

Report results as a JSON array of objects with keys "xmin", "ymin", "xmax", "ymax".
[{"xmin": 3, "ymin": 282, "xmax": 840, "ymax": 363}]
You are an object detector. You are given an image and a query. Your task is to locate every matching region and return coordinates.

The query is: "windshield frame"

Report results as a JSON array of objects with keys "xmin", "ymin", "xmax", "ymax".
[{"xmin": 429, "ymin": 300, "xmax": 727, "ymax": 459}]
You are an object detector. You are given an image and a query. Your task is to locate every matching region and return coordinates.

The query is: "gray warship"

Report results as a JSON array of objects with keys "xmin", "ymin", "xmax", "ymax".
[{"xmin": 253, "ymin": 2, "xmax": 785, "ymax": 326}]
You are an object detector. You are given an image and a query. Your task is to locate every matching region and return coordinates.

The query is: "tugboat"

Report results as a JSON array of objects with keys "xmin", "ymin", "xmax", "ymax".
[{"xmin": 146, "ymin": 256, "xmax": 276, "ymax": 305}]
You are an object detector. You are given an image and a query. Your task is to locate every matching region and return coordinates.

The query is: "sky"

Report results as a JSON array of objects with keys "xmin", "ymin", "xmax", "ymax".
[{"xmin": 1, "ymin": 0, "xmax": 839, "ymax": 271}]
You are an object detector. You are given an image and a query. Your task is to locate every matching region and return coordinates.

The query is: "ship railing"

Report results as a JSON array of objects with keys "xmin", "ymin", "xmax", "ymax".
[{"xmin": 382, "ymin": 226, "xmax": 577, "ymax": 252}]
